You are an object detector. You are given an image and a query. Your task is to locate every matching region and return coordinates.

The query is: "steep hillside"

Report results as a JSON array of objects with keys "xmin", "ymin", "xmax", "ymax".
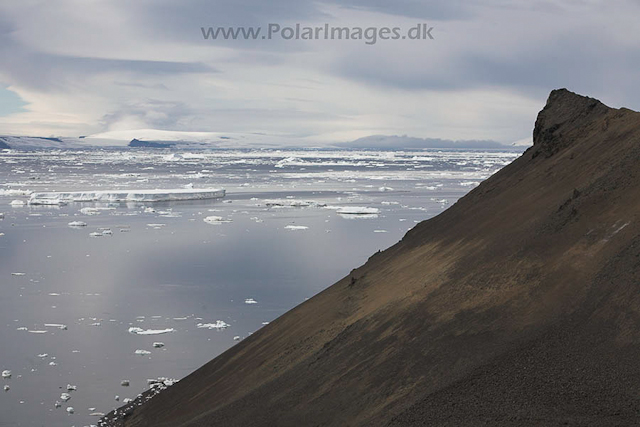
[{"xmin": 103, "ymin": 89, "xmax": 640, "ymax": 426}]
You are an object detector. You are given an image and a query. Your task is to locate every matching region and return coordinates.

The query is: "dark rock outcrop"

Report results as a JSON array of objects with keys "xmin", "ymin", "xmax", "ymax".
[{"xmin": 103, "ymin": 89, "xmax": 640, "ymax": 427}]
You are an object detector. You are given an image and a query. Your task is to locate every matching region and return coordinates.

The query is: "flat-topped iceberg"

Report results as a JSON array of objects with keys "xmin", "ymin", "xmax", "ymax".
[{"xmin": 28, "ymin": 188, "xmax": 225, "ymax": 205}]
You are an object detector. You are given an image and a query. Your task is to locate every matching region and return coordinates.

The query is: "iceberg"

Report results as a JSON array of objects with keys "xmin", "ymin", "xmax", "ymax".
[{"xmin": 28, "ymin": 188, "xmax": 225, "ymax": 205}]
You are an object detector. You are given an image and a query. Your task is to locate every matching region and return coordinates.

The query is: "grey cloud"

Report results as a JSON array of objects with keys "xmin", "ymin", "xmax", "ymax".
[{"xmin": 100, "ymin": 99, "xmax": 194, "ymax": 130}]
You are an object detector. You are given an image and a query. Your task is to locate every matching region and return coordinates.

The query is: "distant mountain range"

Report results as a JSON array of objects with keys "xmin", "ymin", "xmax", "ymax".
[{"xmin": 0, "ymin": 133, "xmax": 526, "ymax": 151}]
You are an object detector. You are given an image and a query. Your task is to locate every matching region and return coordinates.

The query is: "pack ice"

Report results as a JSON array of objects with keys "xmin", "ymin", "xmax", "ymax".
[{"xmin": 28, "ymin": 188, "xmax": 225, "ymax": 204}]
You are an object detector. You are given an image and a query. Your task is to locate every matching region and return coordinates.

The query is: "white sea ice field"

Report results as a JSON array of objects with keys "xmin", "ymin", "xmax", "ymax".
[{"xmin": 0, "ymin": 147, "xmax": 520, "ymax": 426}]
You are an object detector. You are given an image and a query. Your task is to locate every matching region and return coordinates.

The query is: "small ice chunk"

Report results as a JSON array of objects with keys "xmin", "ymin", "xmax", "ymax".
[
  {"xmin": 134, "ymin": 349, "xmax": 151, "ymax": 355},
  {"xmin": 66, "ymin": 384, "xmax": 77, "ymax": 391},
  {"xmin": 54, "ymin": 401, "xmax": 61, "ymax": 408},
  {"xmin": 233, "ymin": 336, "xmax": 241, "ymax": 341},
  {"xmin": 196, "ymin": 321, "xmax": 230, "ymax": 330},
  {"xmin": 66, "ymin": 406, "xmax": 74, "ymax": 414},
  {"xmin": 60, "ymin": 392, "xmax": 71, "ymax": 402},
  {"xmin": 10, "ymin": 200, "xmax": 25, "ymax": 206},
  {"xmin": 1, "ymin": 370, "xmax": 11, "ymax": 378},
  {"xmin": 284, "ymin": 225, "xmax": 308, "ymax": 231},
  {"xmin": 68, "ymin": 221, "xmax": 87, "ymax": 227},
  {"xmin": 89, "ymin": 232, "xmax": 102, "ymax": 237},
  {"xmin": 102, "ymin": 229, "xmax": 113, "ymax": 235},
  {"xmin": 152, "ymin": 342, "xmax": 164, "ymax": 348},
  {"xmin": 115, "ymin": 395, "xmax": 120, "ymax": 401},
  {"xmin": 123, "ymin": 398, "xmax": 133, "ymax": 404},
  {"xmin": 90, "ymin": 412, "xmax": 105, "ymax": 417},
  {"xmin": 128, "ymin": 327, "xmax": 174, "ymax": 335},
  {"xmin": 203, "ymin": 216, "xmax": 231, "ymax": 224},
  {"xmin": 11, "ymin": 272, "xmax": 26, "ymax": 276},
  {"xmin": 147, "ymin": 223, "xmax": 166, "ymax": 228},
  {"xmin": 3, "ymin": 385, "xmax": 9, "ymax": 391},
  {"xmin": 378, "ymin": 186, "xmax": 394, "ymax": 191},
  {"xmin": 244, "ymin": 298, "xmax": 258, "ymax": 304},
  {"xmin": 120, "ymin": 380, "xmax": 130, "ymax": 387}
]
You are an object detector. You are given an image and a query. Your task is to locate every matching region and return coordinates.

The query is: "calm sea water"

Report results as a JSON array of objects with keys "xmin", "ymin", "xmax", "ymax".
[{"xmin": 0, "ymin": 148, "xmax": 519, "ymax": 426}]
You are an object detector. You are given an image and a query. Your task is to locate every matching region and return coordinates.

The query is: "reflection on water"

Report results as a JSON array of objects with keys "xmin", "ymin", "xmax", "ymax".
[{"xmin": 0, "ymin": 148, "xmax": 520, "ymax": 426}]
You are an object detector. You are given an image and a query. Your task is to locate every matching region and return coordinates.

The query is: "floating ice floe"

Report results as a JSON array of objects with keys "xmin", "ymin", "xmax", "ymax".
[
  {"xmin": 378, "ymin": 186, "xmax": 394, "ymax": 191},
  {"xmin": 196, "ymin": 321, "xmax": 230, "ymax": 330},
  {"xmin": 68, "ymin": 221, "xmax": 87, "ymax": 227},
  {"xmin": 89, "ymin": 232, "xmax": 102, "ymax": 237},
  {"xmin": 128, "ymin": 327, "xmax": 175, "ymax": 335},
  {"xmin": 29, "ymin": 188, "xmax": 225, "ymax": 204},
  {"xmin": 60, "ymin": 392, "xmax": 71, "ymax": 401},
  {"xmin": 44, "ymin": 323, "xmax": 68, "ymax": 330},
  {"xmin": 9, "ymin": 200, "xmax": 25, "ymax": 206},
  {"xmin": 329, "ymin": 206, "xmax": 380, "ymax": 215},
  {"xmin": 152, "ymin": 342, "xmax": 164, "ymax": 348},
  {"xmin": 203, "ymin": 216, "xmax": 231, "ymax": 225},
  {"xmin": 263, "ymin": 199, "xmax": 325, "ymax": 208},
  {"xmin": 11, "ymin": 272, "xmax": 26, "ymax": 276},
  {"xmin": 134, "ymin": 349, "xmax": 151, "ymax": 355},
  {"xmin": 2, "ymin": 370, "xmax": 11, "ymax": 378},
  {"xmin": 28, "ymin": 330, "xmax": 47, "ymax": 334},
  {"xmin": 284, "ymin": 225, "xmax": 308, "ymax": 231},
  {"xmin": 80, "ymin": 207, "xmax": 114, "ymax": 215},
  {"xmin": 0, "ymin": 189, "xmax": 32, "ymax": 196},
  {"xmin": 373, "ymin": 230, "xmax": 388, "ymax": 233},
  {"xmin": 244, "ymin": 298, "xmax": 258, "ymax": 304}
]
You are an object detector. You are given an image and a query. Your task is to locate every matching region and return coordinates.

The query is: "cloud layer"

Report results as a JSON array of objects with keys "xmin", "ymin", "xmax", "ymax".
[{"xmin": 0, "ymin": 0, "xmax": 638, "ymax": 145}]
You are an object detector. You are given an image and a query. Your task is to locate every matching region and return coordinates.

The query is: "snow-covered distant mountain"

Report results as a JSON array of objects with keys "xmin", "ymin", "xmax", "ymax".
[
  {"xmin": 0, "ymin": 131, "xmax": 528, "ymax": 151},
  {"xmin": 0, "ymin": 135, "xmax": 126, "ymax": 149}
]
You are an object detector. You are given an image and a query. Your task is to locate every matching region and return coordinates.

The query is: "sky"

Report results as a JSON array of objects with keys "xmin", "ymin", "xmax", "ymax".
[{"xmin": 0, "ymin": 0, "xmax": 638, "ymax": 146}]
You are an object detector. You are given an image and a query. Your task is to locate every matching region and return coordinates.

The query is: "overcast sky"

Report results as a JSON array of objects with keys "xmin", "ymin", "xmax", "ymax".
[{"xmin": 0, "ymin": 0, "xmax": 638, "ymax": 145}]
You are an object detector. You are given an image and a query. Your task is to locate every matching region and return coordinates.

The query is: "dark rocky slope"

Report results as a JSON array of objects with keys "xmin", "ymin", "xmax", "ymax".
[{"xmin": 103, "ymin": 89, "xmax": 640, "ymax": 426}]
